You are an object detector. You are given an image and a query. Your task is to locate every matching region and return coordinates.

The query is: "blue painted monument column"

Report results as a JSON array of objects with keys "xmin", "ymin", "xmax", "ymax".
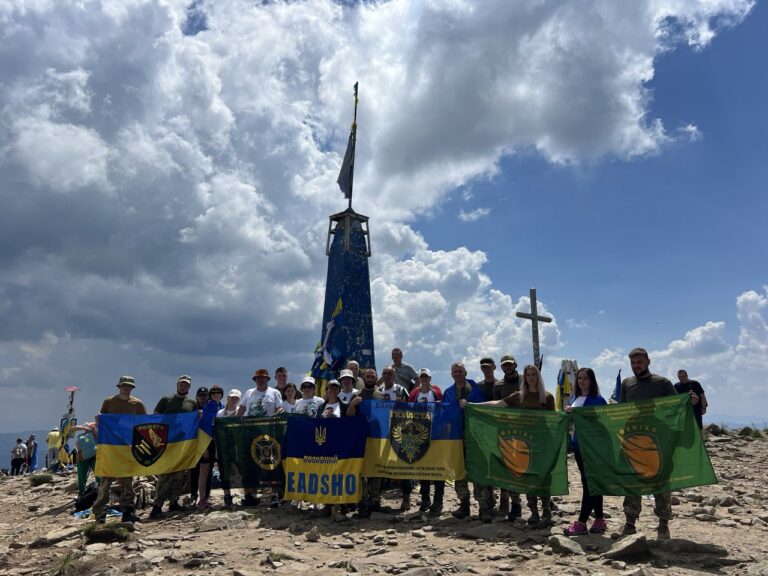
[{"xmin": 311, "ymin": 84, "xmax": 376, "ymax": 392}]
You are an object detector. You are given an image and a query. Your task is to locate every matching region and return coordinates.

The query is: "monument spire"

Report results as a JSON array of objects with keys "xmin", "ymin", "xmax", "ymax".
[{"xmin": 312, "ymin": 83, "xmax": 375, "ymax": 397}]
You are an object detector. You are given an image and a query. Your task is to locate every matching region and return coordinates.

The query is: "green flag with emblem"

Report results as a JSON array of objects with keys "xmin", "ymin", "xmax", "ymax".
[
  {"xmin": 214, "ymin": 415, "xmax": 287, "ymax": 490},
  {"xmin": 573, "ymin": 394, "xmax": 717, "ymax": 496},
  {"xmin": 464, "ymin": 404, "xmax": 569, "ymax": 496}
]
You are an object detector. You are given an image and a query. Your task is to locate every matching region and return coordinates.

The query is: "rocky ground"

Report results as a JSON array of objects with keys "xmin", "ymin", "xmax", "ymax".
[{"xmin": 1, "ymin": 425, "xmax": 767, "ymax": 576}]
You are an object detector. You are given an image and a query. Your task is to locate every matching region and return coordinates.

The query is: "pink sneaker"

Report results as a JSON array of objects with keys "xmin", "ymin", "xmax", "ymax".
[
  {"xmin": 563, "ymin": 520, "xmax": 588, "ymax": 535},
  {"xmin": 590, "ymin": 518, "xmax": 607, "ymax": 533},
  {"xmin": 197, "ymin": 499, "xmax": 209, "ymax": 510}
]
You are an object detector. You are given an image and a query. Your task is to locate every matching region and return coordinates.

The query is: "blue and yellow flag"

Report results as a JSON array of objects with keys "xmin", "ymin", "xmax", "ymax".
[
  {"xmin": 359, "ymin": 400, "xmax": 465, "ymax": 481},
  {"xmin": 95, "ymin": 406, "xmax": 215, "ymax": 478},
  {"xmin": 283, "ymin": 417, "xmax": 366, "ymax": 504}
]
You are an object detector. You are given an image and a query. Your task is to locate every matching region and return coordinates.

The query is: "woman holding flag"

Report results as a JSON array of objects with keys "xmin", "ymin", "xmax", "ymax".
[{"xmin": 563, "ymin": 367, "xmax": 607, "ymax": 535}]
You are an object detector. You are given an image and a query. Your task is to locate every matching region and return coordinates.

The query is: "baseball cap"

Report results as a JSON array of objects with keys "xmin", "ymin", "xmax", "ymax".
[
  {"xmin": 196, "ymin": 387, "xmax": 209, "ymax": 397},
  {"xmin": 419, "ymin": 368, "xmax": 432, "ymax": 378},
  {"xmin": 117, "ymin": 375, "xmax": 135, "ymax": 388},
  {"xmin": 227, "ymin": 388, "xmax": 242, "ymax": 398},
  {"xmin": 177, "ymin": 375, "xmax": 192, "ymax": 384},
  {"xmin": 500, "ymin": 354, "xmax": 517, "ymax": 365},
  {"xmin": 479, "ymin": 357, "xmax": 495, "ymax": 367},
  {"xmin": 328, "ymin": 379, "xmax": 341, "ymax": 388}
]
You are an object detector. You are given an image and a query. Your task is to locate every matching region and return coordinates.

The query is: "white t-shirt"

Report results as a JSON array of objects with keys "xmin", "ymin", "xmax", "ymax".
[
  {"xmin": 378, "ymin": 384, "xmax": 407, "ymax": 401},
  {"xmin": 320, "ymin": 401, "xmax": 342, "ymax": 418},
  {"xmin": 415, "ymin": 389, "xmax": 436, "ymax": 403},
  {"xmin": 339, "ymin": 389, "xmax": 359, "ymax": 404},
  {"xmin": 281, "ymin": 400, "xmax": 297, "ymax": 414},
  {"xmin": 570, "ymin": 396, "xmax": 587, "ymax": 408},
  {"xmin": 241, "ymin": 387, "xmax": 283, "ymax": 417},
  {"xmin": 294, "ymin": 396, "xmax": 325, "ymax": 417},
  {"xmin": 216, "ymin": 406, "xmax": 239, "ymax": 417}
]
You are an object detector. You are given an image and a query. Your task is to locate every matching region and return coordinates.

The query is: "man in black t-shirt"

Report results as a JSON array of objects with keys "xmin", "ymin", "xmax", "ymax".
[{"xmin": 674, "ymin": 370, "xmax": 707, "ymax": 430}]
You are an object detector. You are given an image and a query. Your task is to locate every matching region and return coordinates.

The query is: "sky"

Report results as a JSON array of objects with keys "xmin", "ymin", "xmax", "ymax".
[{"xmin": 0, "ymin": 0, "xmax": 766, "ymax": 433}]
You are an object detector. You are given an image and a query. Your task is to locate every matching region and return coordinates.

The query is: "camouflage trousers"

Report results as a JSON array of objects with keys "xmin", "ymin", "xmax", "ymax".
[
  {"xmin": 454, "ymin": 479, "xmax": 495, "ymax": 509},
  {"xmin": 92, "ymin": 477, "xmax": 135, "ymax": 517},
  {"xmin": 362, "ymin": 477, "xmax": 382, "ymax": 504},
  {"xmin": 473, "ymin": 485, "xmax": 520, "ymax": 513},
  {"xmin": 623, "ymin": 492, "xmax": 673, "ymax": 523},
  {"xmin": 154, "ymin": 471, "xmax": 186, "ymax": 507}
]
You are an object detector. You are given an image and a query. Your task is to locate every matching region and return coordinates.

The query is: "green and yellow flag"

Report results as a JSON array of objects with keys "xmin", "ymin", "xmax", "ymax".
[
  {"xmin": 215, "ymin": 415, "xmax": 287, "ymax": 490},
  {"xmin": 465, "ymin": 405, "xmax": 569, "ymax": 496},
  {"xmin": 573, "ymin": 394, "xmax": 717, "ymax": 496}
]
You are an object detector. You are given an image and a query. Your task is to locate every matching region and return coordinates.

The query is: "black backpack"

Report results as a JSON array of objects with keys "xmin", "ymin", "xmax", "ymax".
[{"xmin": 74, "ymin": 482, "xmax": 99, "ymax": 511}]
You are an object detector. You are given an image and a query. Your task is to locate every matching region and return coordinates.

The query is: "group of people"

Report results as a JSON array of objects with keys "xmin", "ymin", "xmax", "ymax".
[
  {"xmin": 8, "ymin": 435, "xmax": 37, "ymax": 475},
  {"xmin": 34, "ymin": 346, "xmax": 703, "ymax": 542}
]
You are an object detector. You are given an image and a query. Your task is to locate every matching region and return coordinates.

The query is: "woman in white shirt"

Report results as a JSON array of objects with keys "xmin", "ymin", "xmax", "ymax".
[
  {"xmin": 294, "ymin": 377, "xmax": 324, "ymax": 417},
  {"xmin": 281, "ymin": 383, "xmax": 298, "ymax": 414}
]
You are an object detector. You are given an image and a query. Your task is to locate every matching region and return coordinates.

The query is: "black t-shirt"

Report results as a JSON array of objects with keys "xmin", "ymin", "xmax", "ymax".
[{"xmin": 674, "ymin": 380, "xmax": 705, "ymax": 416}]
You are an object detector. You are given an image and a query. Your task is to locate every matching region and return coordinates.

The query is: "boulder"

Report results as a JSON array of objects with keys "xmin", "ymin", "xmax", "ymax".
[
  {"xmin": 602, "ymin": 534, "xmax": 649, "ymax": 560},
  {"xmin": 738, "ymin": 427, "xmax": 754, "ymax": 437}
]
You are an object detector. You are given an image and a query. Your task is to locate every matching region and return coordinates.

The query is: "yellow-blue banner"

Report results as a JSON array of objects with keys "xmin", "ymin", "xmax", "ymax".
[
  {"xmin": 359, "ymin": 401, "xmax": 465, "ymax": 481},
  {"xmin": 95, "ymin": 409, "xmax": 214, "ymax": 478},
  {"xmin": 283, "ymin": 417, "xmax": 366, "ymax": 504}
]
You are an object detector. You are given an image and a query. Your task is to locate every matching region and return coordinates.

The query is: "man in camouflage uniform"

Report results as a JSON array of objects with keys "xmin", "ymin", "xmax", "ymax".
[
  {"xmin": 93, "ymin": 375, "xmax": 147, "ymax": 523},
  {"xmin": 619, "ymin": 348, "xmax": 698, "ymax": 539},
  {"xmin": 494, "ymin": 354, "xmax": 524, "ymax": 520},
  {"xmin": 149, "ymin": 375, "xmax": 197, "ymax": 518}
]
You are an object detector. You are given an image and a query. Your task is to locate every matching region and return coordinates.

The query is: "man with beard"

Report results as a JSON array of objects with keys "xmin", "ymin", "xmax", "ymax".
[
  {"xmin": 493, "ymin": 354, "xmax": 523, "ymax": 519},
  {"xmin": 619, "ymin": 348, "xmax": 697, "ymax": 540}
]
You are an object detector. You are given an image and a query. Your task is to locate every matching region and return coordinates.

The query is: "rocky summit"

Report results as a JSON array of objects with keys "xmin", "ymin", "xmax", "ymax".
[{"xmin": 0, "ymin": 427, "xmax": 766, "ymax": 576}]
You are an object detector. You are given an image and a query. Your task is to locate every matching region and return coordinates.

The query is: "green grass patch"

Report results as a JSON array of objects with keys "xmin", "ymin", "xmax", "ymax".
[{"xmin": 30, "ymin": 473, "xmax": 54, "ymax": 487}]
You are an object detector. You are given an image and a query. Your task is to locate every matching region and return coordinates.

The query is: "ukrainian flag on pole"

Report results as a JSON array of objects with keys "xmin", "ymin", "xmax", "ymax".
[{"xmin": 95, "ymin": 404, "xmax": 215, "ymax": 478}]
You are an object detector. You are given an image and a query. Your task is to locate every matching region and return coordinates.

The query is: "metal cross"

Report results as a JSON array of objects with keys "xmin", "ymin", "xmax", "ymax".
[{"xmin": 515, "ymin": 288, "xmax": 552, "ymax": 368}]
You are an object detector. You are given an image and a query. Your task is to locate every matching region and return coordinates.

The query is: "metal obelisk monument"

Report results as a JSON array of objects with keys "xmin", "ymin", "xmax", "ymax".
[{"xmin": 311, "ymin": 83, "xmax": 375, "ymax": 395}]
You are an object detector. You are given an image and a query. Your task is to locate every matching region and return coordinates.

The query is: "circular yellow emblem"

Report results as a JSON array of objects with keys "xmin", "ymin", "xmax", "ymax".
[{"xmin": 250, "ymin": 434, "xmax": 281, "ymax": 471}]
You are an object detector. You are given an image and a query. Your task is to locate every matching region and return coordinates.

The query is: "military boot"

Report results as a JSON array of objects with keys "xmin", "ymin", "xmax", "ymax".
[
  {"xmin": 121, "ymin": 506, "xmax": 139, "ymax": 523},
  {"xmin": 497, "ymin": 492, "xmax": 510, "ymax": 517},
  {"xmin": 508, "ymin": 501, "xmax": 522, "ymax": 522},
  {"xmin": 419, "ymin": 494, "xmax": 431, "ymax": 513},
  {"xmin": 452, "ymin": 499, "xmax": 470, "ymax": 519}
]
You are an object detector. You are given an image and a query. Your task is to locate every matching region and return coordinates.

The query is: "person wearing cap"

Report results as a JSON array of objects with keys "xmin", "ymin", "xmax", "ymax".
[
  {"xmin": 237, "ymin": 369, "xmax": 283, "ymax": 418},
  {"xmin": 338, "ymin": 369, "xmax": 360, "ymax": 404},
  {"xmin": 216, "ymin": 389, "xmax": 241, "ymax": 507},
  {"xmin": 45, "ymin": 426, "xmax": 61, "ymax": 470},
  {"xmin": 391, "ymin": 348, "xmax": 418, "ymax": 392},
  {"xmin": 494, "ymin": 354, "xmax": 522, "ymax": 400},
  {"xmin": 217, "ymin": 389, "xmax": 242, "ymax": 417},
  {"xmin": 236, "ymin": 369, "xmax": 284, "ymax": 507},
  {"xmin": 442, "ymin": 361, "xmax": 485, "ymax": 520},
  {"xmin": 408, "ymin": 369, "xmax": 445, "ymax": 516},
  {"xmin": 618, "ymin": 348, "xmax": 687, "ymax": 540},
  {"xmin": 189, "ymin": 387, "xmax": 212, "ymax": 509},
  {"xmin": 294, "ymin": 377, "xmax": 325, "ymax": 417},
  {"xmin": 489, "ymin": 354, "xmax": 524, "ymax": 519},
  {"xmin": 150, "ymin": 375, "xmax": 197, "ymax": 518},
  {"xmin": 317, "ymin": 380, "xmax": 349, "ymax": 418},
  {"xmin": 92, "ymin": 375, "xmax": 147, "ymax": 523},
  {"xmin": 346, "ymin": 360, "xmax": 365, "ymax": 390},
  {"xmin": 477, "ymin": 357, "xmax": 500, "ymax": 401}
]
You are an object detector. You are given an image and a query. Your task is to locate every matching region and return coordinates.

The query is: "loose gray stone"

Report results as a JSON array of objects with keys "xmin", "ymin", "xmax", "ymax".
[
  {"xmin": 305, "ymin": 525, "xmax": 321, "ymax": 542},
  {"xmin": 602, "ymin": 534, "xmax": 649, "ymax": 560},
  {"xmin": 548, "ymin": 535, "xmax": 585, "ymax": 556}
]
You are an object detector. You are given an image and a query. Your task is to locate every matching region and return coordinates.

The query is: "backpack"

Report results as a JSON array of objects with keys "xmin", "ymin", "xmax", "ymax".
[{"xmin": 74, "ymin": 482, "xmax": 99, "ymax": 511}]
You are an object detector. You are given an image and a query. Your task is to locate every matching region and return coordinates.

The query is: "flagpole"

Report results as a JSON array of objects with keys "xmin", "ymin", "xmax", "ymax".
[{"xmin": 348, "ymin": 82, "xmax": 358, "ymax": 210}]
